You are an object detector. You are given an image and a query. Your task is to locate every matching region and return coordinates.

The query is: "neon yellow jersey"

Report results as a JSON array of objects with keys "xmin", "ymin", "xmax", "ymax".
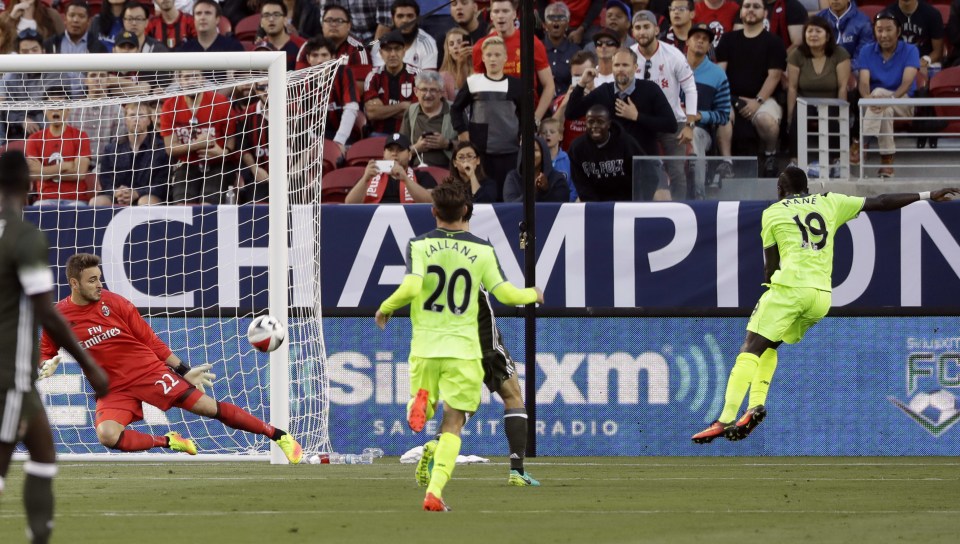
[
  {"xmin": 403, "ymin": 228, "xmax": 532, "ymax": 359},
  {"xmin": 760, "ymin": 192, "xmax": 865, "ymax": 291}
]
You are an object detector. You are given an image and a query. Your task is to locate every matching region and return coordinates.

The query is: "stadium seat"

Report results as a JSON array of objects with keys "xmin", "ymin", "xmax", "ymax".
[
  {"xmin": 218, "ymin": 17, "xmax": 233, "ymax": 37},
  {"xmin": 234, "ymin": 15, "xmax": 261, "ymax": 42},
  {"xmin": 859, "ymin": 5, "xmax": 883, "ymax": 20},
  {"xmin": 320, "ymin": 166, "xmax": 365, "ymax": 203},
  {"xmin": 1, "ymin": 140, "xmax": 27, "ymax": 155},
  {"xmin": 241, "ymin": 40, "xmax": 257, "ymax": 51},
  {"xmin": 345, "ymin": 136, "xmax": 385, "ymax": 166},
  {"xmin": 323, "ymin": 138, "xmax": 343, "ymax": 173},
  {"xmin": 929, "ymin": 66, "xmax": 960, "ymax": 134},
  {"xmin": 934, "ymin": 4, "xmax": 950, "ymax": 26},
  {"xmin": 417, "ymin": 166, "xmax": 451, "ymax": 184},
  {"xmin": 86, "ymin": 0, "xmax": 103, "ymax": 16}
]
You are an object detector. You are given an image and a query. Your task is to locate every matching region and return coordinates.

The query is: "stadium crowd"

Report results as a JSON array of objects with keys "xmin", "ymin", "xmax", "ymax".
[{"xmin": 0, "ymin": 0, "xmax": 957, "ymax": 204}]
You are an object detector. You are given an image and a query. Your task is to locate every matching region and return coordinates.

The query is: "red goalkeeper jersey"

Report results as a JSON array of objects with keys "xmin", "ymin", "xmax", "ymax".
[{"xmin": 40, "ymin": 290, "xmax": 172, "ymax": 392}]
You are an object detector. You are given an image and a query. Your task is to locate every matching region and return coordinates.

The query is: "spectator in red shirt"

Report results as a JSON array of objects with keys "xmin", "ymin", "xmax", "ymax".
[
  {"xmin": 693, "ymin": 0, "xmax": 740, "ymax": 47},
  {"xmin": 319, "ymin": 4, "xmax": 370, "ymax": 68},
  {"xmin": 159, "ymin": 69, "xmax": 237, "ymax": 204},
  {"xmin": 26, "ymin": 86, "xmax": 92, "ymax": 205},
  {"xmin": 551, "ymin": 50, "xmax": 597, "ymax": 152},
  {"xmin": 259, "ymin": 0, "xmax": 304, "ymax": 70},
  {"xmin": 473, "ymin": 0, "xmax": 556, "ymax": 124},
  {"xmin": 299, "ymin": 36, "xmax": 360, "ymax": 154},
  {"xmin": 232, "ymin": 84, "xmax": 270, "ymax": 204},
  {"xmin": 363, "ymin": 30, "xmax": 419, "ymax": 136},
  {"xmin": 146, "ymin": 0, "xmax": 197, "ymax": 50}
]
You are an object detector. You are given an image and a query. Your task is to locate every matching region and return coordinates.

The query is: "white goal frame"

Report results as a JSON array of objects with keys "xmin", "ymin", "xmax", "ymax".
[{"xmin": 0, "ymin": 52, "xmax": 296, "ymax": 463}]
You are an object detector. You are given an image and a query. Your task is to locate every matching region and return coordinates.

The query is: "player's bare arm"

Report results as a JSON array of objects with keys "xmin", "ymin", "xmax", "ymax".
[
  {"xmin": 33, "ymin": 290, "xmax": 109, "ymax": 397},
  {"xmin": 863, "ymin": 188, "xmax": 959, "ymax": 212},
  {"xmin": 763, "ymin": 245, "xmax": 780, "ymax": 285}
]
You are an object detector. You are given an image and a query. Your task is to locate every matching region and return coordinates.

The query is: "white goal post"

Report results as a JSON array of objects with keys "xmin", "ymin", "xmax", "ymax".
[{"xmin": 1, "ymin": 52, "xmax": 340, "ymax": 463}]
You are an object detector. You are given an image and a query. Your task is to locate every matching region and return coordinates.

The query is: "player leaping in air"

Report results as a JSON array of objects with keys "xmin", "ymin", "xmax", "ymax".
[
  {"xmin": 693, "ymin": 167, "xmax": 958, "ymax": 444},
  {"xmin": 38, "ymin": 253, "xmax": 303, "ymax": 463}
]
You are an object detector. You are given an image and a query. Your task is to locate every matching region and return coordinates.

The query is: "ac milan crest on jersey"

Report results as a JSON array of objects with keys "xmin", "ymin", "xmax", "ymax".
[
  {"xmin": 101, "ymin": 304, "xmax": 110, "ymax": 317},
  {"xmin": 401, "ymin": 82, "xmax": 413, "ymax": 98}
]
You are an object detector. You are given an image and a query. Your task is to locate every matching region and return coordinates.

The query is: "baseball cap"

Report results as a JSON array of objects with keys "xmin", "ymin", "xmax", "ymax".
[
  {"xmin": 592, "ymin": 27, "xmax": 621, "ymax": 46},
  {"xmin": 385, "ymin": 133, "xmax": 412, "ymax": 150},
  {"xmin": 605, "ymin": 0, "xmax": 632, "ymax": 20},
  {"xmin": 115, "ymin": 31, "xmax": 139, "ymax": 48},
  {"xmin": 632, "ymin": 10, "xmax": 658, "ymax": 26},
  {"xmin": 688, "ymin": 23, "xmax": 715, "ymax": 41},
  {"xmin": 379, "ymin": 30, "xmax": 406, "ymax": 48}
]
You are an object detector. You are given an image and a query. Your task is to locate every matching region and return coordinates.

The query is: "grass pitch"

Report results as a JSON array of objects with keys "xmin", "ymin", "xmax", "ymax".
[{"xmin": 1, "ymin": 457, "xmax": 958, "ymax": 544}]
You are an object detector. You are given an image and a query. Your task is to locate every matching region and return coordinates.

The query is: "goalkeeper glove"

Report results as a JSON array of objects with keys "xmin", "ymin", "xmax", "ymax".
[
  {"xmin": 183, "ymin": 363, "xmax": 215, "ymax": 394},
  {"xmin": 38, "ymin": 355, "xmax": 62, "ymax": 380}
]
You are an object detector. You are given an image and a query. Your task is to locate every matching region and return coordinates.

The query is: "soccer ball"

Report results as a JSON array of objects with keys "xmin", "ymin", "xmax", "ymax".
[
  {"xmin": 908, "ymin": 389, "xmax": 959, "ymax": 424},
  {"xmin": 247, "ymin": 315, "xmax": 285, "ymax": 352}
]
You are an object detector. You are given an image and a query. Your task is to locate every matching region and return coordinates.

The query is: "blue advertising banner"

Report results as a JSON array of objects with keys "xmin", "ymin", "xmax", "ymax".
[
  {"xmin": 326, "ymin": 315, "xmax": 960, "ymax": 456},
  {"xmin": 27, "ymin": 201, "xmax": 960, "ymax": 311},
  {"xmin": 39, "ymin": 316, "xmax": 960, "ymax": 456}
]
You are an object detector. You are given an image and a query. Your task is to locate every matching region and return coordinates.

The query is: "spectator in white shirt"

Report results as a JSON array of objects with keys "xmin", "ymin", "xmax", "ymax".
[
  {"xmin": 371, "ymin": 0, "xmax": 439, "ymax": 70},
  {"xmin": 631, "ymin": 10, "xmax": 698, "ymax": 200}
]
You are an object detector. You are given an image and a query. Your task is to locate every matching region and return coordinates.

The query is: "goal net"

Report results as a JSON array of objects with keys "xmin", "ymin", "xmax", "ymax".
[{"xmin": 2, "ymin": 52, "xmax": 341, "ymax": 462}]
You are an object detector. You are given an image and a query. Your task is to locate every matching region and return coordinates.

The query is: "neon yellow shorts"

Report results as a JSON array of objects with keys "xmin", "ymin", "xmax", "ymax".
[
  {"xmin": 407, "ymin": 355, "xmax": 483, "ymax": 416},
  {"xmin": 746, "ymin": 284, "xmax": 831, "ymax": 344}
]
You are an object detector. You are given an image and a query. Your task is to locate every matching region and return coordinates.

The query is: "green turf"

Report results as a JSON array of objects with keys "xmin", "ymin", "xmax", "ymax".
[{"xmin": 1, "ymin": 457, "xmax": 958, "ymax": 544}]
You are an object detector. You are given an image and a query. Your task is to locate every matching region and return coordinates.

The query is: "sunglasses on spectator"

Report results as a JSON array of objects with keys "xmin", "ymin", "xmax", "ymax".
[
  {"xmin": 594, "ymin": 40, "xmax": 618, "ymax": 47},
  {"xmin": 644, "ymin": 60, "xmax": 652, "ymax": 80},
  {"xmin": 545, "ymin": 14, "xmax": 568, "ymax": 21},
  {"xmin": 456, "ymin": 154, "xmax": 478, "ymax": 161}
]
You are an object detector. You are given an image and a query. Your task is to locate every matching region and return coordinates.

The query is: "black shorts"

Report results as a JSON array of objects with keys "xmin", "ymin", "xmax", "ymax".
[
  {"xmin": 0, "ymin": 388, "xmax": 44, "ymax": 444},
  {"xmin": 478, "ymin": 289, "xmax": 516, "ymax": 393}
]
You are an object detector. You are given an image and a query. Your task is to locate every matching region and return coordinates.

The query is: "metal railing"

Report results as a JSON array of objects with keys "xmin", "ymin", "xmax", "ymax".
[
  {"xmin": 857, "ymin": 96, "xmax": 960, "ymax": 180},
  {"xmin": 796, "ymin": 97, "xmax": 850, "ymax": 180}
]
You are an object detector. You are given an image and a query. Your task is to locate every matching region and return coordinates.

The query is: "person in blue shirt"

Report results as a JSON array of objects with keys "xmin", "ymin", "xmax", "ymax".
[
  {"xmin": 855, "ymin": 11, "xmax": 920, "ymax": 178},
  {"xmin": 817, "ymin": 0, "xmax": 874, "ymax": 64}
]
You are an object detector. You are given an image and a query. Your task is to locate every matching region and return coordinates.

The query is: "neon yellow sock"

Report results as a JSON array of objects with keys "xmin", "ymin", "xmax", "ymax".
[
  {"xmin": 748, "ymin": 348, "xmax": 778, "ymax": 408},
  {"xmin": 718, "ymin": 352, "xmax": 760, "ymax": 423},
  {"xmin": 425, "ymin": 432, "xmax": 461, "ymax": 498}
]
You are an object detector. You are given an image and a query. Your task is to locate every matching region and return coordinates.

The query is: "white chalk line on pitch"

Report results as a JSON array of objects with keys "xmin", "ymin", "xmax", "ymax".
[
  {"xmin": 32, "ymin": 475, "xmax": 960, "ymax": 482},
  {"xmin": 2, "ymin": 509, "xmax": 960, "ymax": 519}
]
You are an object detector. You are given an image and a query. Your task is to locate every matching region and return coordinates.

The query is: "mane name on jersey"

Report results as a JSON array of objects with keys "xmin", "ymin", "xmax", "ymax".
[
  {"xmin": 426, "ymin": 239, "xmax": 477, "ymax": 263},
  {"xmin": 82, "ymin": 326, "xmax": 122, "ymax": 349},
  {"xmin": 780, "ymin": 195, "xmax": 818, "ymax": 207}
]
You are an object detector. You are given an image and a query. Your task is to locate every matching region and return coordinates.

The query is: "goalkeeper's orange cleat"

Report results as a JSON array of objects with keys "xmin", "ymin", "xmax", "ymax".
[
  {"xmin": 408, "ymin": 388, "xmax": 430, "ymax": 433},
  {"xmin": 423, "ymin": 492, "xmax": 451, "ymax": 512},
  {"xmin": 691, "ymin": 421, "xmax": 732, "ymax": 444},
  {"xmin": 165, "ymin": 432, "xmax": 197, "ymax": 455},
  {"xmin": 275, "ymin": 433, "xmax": 303, "ymax": 464}
]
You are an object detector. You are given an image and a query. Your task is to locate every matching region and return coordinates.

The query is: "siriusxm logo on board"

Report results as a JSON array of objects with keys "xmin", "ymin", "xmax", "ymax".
[
  {"xmin": 888, "ymin": 337, "xmax": 960, "ymax": 437},
  {"xmin": 666, "ymin": 334, "xmax": 727, "ymax": 424}
]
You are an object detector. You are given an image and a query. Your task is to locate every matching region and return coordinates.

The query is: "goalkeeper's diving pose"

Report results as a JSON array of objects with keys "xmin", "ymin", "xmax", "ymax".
[{"xmin": 38, "ymin": 252, "xmax": 303, "ymax": 463}]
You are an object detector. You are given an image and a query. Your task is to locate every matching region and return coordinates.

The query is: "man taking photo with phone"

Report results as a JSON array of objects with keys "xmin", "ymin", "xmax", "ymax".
[{"xmin": 345, "ymin": 133, "xmax": 438, "ymax": 204}]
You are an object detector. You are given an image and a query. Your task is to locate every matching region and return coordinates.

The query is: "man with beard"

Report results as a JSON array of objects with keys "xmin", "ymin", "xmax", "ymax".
[
  {"xmin": 569, "ymin": 104, "xmax": 647, "ymax": 201},
  {"xmin": 631, "ymin": 10, "xmax": 697, "ymax": 200},
  {"xmin": 567, "ymin": 48, "xmax": 677, "ymax": 162},
  {"xmin": 716, "ymin": 0, "xmax": 786, "ymax": 177},
  {"xmin": 317, "ymin": 4, "xmax": 370, "ymax": 68},
  {"xmin": 371, "ymin": 0, "xmax": 439, "ymax": 70}
]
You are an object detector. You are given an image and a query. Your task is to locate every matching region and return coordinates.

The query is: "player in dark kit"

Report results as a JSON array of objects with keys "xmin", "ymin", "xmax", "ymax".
[
  {"xmin": 0, "ymin": 150, "xmax": 109, "ymax": 544},
  {"xmin": 38, "ymin": 253, "xmax": 303, "ymax": 463}
]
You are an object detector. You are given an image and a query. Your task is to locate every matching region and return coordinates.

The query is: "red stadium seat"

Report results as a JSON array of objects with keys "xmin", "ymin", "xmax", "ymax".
[
  {"xmin": 234, "ymin": 15, "xmax": 261, "ymax": 42},
  {"xmin": 321, "ymin": 166, "xmax": 365, "ymax": 203},
  {"xmin": 929, "ymin": 66, "xmax": 960, "ymax": 134},
  {"xmin": 218, "ymin": 17, "xmax": 233, "ymax": 37},
  {"xmin": 858, "ymin": 5, "xmax": 884, "ymax": 21},
  {"xmin": 86, "ymin": 0, "xmax": 103, "ymax": 16},
  {"xmin": 241, "ymin": 40, "xmax": 257, "ymax": 51},
  {"xmin": 934, "ymin": 4, "xmax": 950, "ymax": 26},
  {"xmin": 323, "ymin": 138, "xmax": 343, "ymax": 173},
  {"xmin": 345, "ymin": 136, "xmax": 385, "ymax": 166},
  {"xmin": 1, "ymin": 140, "xmax": 27, "ymax": 155},
  {"xmin": 417, "ymin": 166, "xmax": 451, "ymax": 184}
]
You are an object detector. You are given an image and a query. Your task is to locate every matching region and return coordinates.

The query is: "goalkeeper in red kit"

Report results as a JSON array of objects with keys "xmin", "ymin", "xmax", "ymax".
[{"xmin": 37, "ymin": 253, "xmax": 303, "ymax": 463}]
